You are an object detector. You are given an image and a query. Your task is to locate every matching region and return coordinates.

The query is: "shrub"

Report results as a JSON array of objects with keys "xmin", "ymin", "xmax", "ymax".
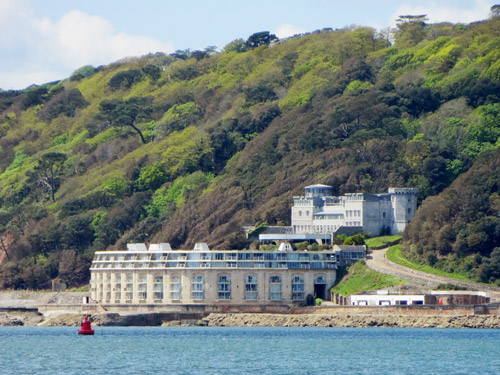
[
  {"xmin": 38, "ymin": 89, "xmax": 89, "ymax": 121},
  {"xmin": 135, "ymin": 163, "xmax": 168, "ymax": 191},
  {"xmin": 108, "ymin": 69, "xmax": 144, "ymax": 90}
]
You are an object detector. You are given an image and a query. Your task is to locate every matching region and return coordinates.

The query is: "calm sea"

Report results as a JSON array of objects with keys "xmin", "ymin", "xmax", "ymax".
[{"xmin": 1, "ymin": 327, "xmax": 499, "ymax": 374}]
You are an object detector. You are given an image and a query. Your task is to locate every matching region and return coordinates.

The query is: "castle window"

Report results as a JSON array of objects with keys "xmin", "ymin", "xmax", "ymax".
[
  {"xmin": 245, "ymin": 275, "xmax": 258, "ymax": 300},
  {"xmin": 408, "ymin": 208, "xmax": 411, "ymax": 214},
  {"xmin": 269, "ymin": 275, "xmax": 282, "ymax": 301},
  {"xmin": 408, "ymin": 198, "xmax": 411, "ymax": 203},
  {"xmin": 292, "ymin": 275, "xmax": 305, "ymax": 301},
  {"xmin": 192, "ymin": 275, "xmax": 205, "ymax": 300},
  {"xmin": 383, "ymin": 212, "xmax": 386, "ymax": 218},
  {"xmin": 299, "ymin": 211, "xmax": 302, "ymax": 217},
  {"xmin": 218, "ymin": 275, "xmax": 231, "ymax": 300}
]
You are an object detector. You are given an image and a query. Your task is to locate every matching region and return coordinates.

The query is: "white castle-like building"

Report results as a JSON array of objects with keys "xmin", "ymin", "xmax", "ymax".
[{"xmin": 259, "ymin": 185, "xmax": 418, "ymax": 243}]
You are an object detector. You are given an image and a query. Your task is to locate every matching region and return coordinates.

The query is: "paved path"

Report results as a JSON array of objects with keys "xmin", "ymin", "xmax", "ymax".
[{"xmin": 366, "ymin": 248, "xmax": 500, "ymax": 302}]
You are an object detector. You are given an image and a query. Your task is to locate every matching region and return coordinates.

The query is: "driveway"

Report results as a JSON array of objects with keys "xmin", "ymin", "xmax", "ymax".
[{"xmin": 366, "ymin": 247, "xmax": 500, "ymax": 301}]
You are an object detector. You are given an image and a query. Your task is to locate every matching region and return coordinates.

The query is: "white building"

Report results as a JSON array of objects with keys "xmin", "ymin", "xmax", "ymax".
[
  {"xmin": 349, "ymin": 290, "xmax": 490, "ymax": 306},
  {"xmin": 260, "ymin": 184, "xmax": 418, "ymax": 243},
  {"xmin": 90, "ymin": 243, "xmax": 337, "ymax": 306},
  {"xmin": 350, "ymin": 292, "xmax": 424, "ymax": 306}
]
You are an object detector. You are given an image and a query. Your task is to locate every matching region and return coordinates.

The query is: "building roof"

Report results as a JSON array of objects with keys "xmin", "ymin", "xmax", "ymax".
[
  {"xmin": 305, "ymin": 184, "xmax": 332, "ymax": 189},
  {"xmin": 333, "ymin": 245, "xmax": 367, "ymax": 251}
]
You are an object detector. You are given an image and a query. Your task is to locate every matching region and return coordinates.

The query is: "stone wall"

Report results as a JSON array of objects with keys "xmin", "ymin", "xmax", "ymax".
[
  {"xmin": 290, "ymin": 304, "xmax": 500, "ymax": 316},
  {"xmin": 204, "ymin": 312, "xmax": 500, "ymax": 328}
]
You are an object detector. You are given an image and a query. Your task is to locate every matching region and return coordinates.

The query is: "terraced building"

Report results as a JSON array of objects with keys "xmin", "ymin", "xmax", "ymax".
[{"xmin": 90, "ymin": 242, "xmax": 337, "ymax": 306}]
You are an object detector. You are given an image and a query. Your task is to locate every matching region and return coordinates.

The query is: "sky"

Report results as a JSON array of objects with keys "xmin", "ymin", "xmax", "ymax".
[{"xmin": 0, "ymin": 0, "xmax": 498, "ymax": 90}]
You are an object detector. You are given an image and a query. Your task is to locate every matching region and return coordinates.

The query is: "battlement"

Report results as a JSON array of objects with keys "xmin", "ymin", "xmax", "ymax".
[{"xmin": 388, "ymin": 188, "xmax": 419, "ymax": 195}]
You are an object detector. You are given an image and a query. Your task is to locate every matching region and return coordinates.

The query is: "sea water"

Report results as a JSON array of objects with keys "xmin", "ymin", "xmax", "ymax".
[{"xmin": 1, "ymin": 327, "xmax": 499, "ymax": 374}]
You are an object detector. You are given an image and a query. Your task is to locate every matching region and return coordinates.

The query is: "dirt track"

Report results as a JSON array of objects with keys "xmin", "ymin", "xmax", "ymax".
[{"xmin": 366, "ymin": 248, "xmax": 500, "ymax": 301}]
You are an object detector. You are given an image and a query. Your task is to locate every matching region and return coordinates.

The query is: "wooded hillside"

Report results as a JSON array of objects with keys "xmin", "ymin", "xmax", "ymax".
[{"xmin": 1, "ymin": 14, "xmax": 500, "ymax": 288}]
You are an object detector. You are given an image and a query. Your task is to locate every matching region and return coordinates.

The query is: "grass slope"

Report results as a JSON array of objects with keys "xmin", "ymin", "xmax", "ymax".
[
  {"xmin": 386, "ymin": 245, "xmax": 472, "ymax": 282},
  {"xmin": 365, "ymin": 235, "xmax": 402, "ymax": 249},
  {"xmin": 332, "ymin": 260, "xmax": 407, "ymax": 296}
]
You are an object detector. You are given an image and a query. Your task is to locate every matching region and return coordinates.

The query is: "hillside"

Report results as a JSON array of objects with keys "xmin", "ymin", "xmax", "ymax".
[
  {"xmin": 1, "ymin": 15, "xmax": 500, "ymax": 288},
  {"xmin": 403, "ymin": 148, "xmax": 500, "ymax": 285}
]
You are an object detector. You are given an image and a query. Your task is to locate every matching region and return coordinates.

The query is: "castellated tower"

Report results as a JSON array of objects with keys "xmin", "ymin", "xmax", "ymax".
[{"xmin": 388, "ymin": 188, "xmax": 419, "ymax": 234}]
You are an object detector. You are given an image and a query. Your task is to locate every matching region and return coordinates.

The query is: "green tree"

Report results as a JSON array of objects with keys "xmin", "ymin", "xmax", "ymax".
[
  {"xmin": 58, "ymin": 250, "xmax": 89, "ymax": 287},
  {"xmin": 395, "ymin": 14, "xmax": 428, "ymax": 47},
  {"xmin": 135, "ymin": 163, "xmax": 168, "ymax": 191},
  {"xmin": 108, "ymin": 69, "xmax": 144, "ymax": 90},
  {"xmin": 223, "ymin": 39, "xmax": 247, "ymax": 53},
  {"xmin": 30, "ymin": 153, "xmax": 67, "ymax": 202},
  {"xmin": 70, "ymin": 65, "xmax": 96, "ymax": 81},
  {"xmin": 141, "ymin": 64, "xmax": 161, "ymax": 81},
  {"xmin": 344, "ymin": 234, "xmax": 366, "ymax": 245},
  {"xmin": 491, "ymin": 4, "xmax": 500, "ymax": 17},
  {"xmin": 245, "ymin": 31, "xmax": 278, "ymax": 48},
  {"xmin": 99, "ymin": 97, "xmax": 154, "ymax": 143},
  {"xmin": 0, "ymin": 210, "xmax": 11, "ymax": 261}
]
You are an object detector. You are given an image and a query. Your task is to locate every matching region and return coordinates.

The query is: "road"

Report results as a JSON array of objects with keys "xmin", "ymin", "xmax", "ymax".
[{"xmin": 366, "ymin": 247, "xmax": 500, "ymax": 302}]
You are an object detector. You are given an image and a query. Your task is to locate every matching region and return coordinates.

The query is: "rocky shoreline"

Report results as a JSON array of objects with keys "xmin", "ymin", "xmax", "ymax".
[
  {"xmin": 2, "ymin": 311, "xmax": 500, "ymax": 329},
  {"xmin": 204, "ymin": 313, "xmax": 500, "ymax": 328}
]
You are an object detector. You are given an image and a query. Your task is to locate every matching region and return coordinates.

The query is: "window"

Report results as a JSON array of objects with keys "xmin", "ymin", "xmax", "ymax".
[
  {"xmin": 153, "ymin": 275, "xmax": 163, "ymax": 300},
  {"xmin": 292, "ymin": 276, "xmax": 305, "ymax": 301},
  {"xmin": 113, "ymin": 274, "xmax": 122, "ymax": 301},
  {"xmin": 315, "ymin": 275, "xmax": 326, "ymax": 284},
  {"xmin": 298, "ymin": 210, "xmax": 302, "ymax": 217},
  {"xmin": 382, "ymin": 212, "xmax": 386, "ymax": 218},
  {"xmin": 269, "ymin": 275, "xmax": 282, "ymax": 301},
  {"xmin": 170, "ymin": 275, "xmax": 182, "ymax": 300},
  {"xmin": 125, "ymin": 274, "xmax": 133, "ymax": 300},
  {"xmin": 245, "ymin": 275, "xmax": 258, "ymax": 300},
  {"xmin": 138, "ymin": 274, "xmax": 147, "ymax": 300},
  {"xmin": 218, "ymin": 275, "xmax": 231, "ymax": 300},
  {"xmin": 192, "ymin": 275, "xmax": 205, "ymax": 300},
  {"xmin": 408, "ymin": 207, "xmax": 412, "ymax": 214}
]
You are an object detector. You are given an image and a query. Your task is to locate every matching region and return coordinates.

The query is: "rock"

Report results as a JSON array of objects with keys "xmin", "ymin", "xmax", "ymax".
[
  {"xmin": 203, "ymin": 313, "xmax": 500, "ymax": 329},
  {"xmin": 0, "ymin": 318, "xmax": 24, "ymax": 326}
]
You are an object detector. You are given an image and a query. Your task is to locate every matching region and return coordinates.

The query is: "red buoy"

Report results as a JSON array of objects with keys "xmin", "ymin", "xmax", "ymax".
[{"xmin": 78, "ymin": 316, "xmax": 95, "ymax": 335}]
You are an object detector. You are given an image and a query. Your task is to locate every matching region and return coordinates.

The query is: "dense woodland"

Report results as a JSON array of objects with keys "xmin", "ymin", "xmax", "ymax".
[{"xmin": 1, "ymin": 11, "xmax": 500, "ymax": 289}]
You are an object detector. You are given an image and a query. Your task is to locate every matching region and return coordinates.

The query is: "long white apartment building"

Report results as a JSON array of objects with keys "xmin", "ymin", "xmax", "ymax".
[{"xmin": 90, "ymin": 242, "xmax": 337, "ymax": 306}]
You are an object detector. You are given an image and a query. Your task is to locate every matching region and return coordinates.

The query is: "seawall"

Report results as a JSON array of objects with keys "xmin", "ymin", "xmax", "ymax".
[{"xmin": 204, "ymin": 313, "xmax": 500, "ymax": 328}]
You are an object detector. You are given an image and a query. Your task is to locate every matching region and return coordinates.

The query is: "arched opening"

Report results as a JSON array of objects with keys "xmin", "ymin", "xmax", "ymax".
[{"xmin": 314, "ymin": 275, "xmax": 326, "ymax": 300}]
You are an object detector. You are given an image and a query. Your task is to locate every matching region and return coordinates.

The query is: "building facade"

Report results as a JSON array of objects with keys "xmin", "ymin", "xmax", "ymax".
[
  {"xmin": 90, "ymin": 243, "xmax": 337, "ymax": 305},
  {"xmin": 260, "ymin": 184, "xmax": 418, "ymax": 243}
]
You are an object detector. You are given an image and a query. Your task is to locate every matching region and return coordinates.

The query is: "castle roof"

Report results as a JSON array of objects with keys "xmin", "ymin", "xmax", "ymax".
[{"xmin": 305, "ymin": 184, "xmax": 332, "ymax": 189}]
